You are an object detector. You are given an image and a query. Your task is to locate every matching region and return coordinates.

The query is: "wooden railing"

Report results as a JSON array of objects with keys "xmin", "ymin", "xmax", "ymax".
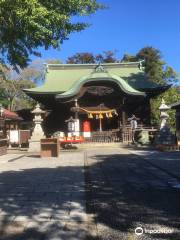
[
  {"xmin": 84, "ymin": 130, "xmax": 121, "ymax": 143},
  {"xmin": 83, "ymin": 126, "xmax": 158, "ymax": 144},
  {"xmin": 122, "ymin": 129, "xmax": 133, "ymax": 143}
]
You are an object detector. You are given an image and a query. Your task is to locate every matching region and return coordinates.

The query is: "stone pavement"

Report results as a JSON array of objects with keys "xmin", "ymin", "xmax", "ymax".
[
  {"xmin": 0, "ymin": 148, "xmax": 180, "ymax": 240},
  {"xmin": 85, "ymin": 148, "xmax": 180, "ymax": 240},
  {"xmin": 0, "ymin": 151, "xmax": 91, "ymax": 240},
  {"xmin": 129, "ymin": 149, "xmax": 180, "ymax": 180}
]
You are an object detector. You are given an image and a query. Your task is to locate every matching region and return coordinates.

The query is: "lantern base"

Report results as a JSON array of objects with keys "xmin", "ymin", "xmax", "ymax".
[{"xmin": 28, "ymin": 140, "xmax": 41, "ymax": 153}]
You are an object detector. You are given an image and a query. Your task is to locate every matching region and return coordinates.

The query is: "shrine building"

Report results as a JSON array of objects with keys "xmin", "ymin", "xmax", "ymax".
[{"xmin": 24, "ymin": 62, "xmax": 170, "ymax": 139}]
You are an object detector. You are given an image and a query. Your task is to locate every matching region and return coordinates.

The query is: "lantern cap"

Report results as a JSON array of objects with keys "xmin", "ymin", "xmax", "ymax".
[{"xmin": 159, "ymin": 98, "xmax": 170, "ymax": 110}]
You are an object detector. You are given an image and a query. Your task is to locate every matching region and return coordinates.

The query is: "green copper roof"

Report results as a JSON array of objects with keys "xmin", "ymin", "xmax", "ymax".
[
  {"xmin": 56, "ymin": 71, "xmax": 145, "ymax": 98},
  {"xmin": 24, "ymin": 62, "xmax": 154, "ymax": 97}
]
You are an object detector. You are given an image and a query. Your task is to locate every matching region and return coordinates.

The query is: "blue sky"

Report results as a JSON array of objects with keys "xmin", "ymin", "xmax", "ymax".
[{"xmin": 38, "ymin": 0, "xmax": 180, "ymax": 79}]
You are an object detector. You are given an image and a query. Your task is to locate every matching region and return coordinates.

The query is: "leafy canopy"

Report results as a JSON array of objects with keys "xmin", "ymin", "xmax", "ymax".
[
  {"xmin": 0, "ymin": 0, "xmax": 103, "ymax": 69},
  {"xmin": 0, "ymin": 71, "xmax": 35, "ymax": 110},
  {"xmin": 121, "ymin": 46, "xmax": 179, "ymax": 85},
  {"xmin": 121, "ymin": 46, "xmax": 180, "ymax": 128},
  {"xmin": 0, "ymin": 58, "xmax": 63, "ymax": 110},
  {"xmin": 66, "ymin": 51, "xmax": 118, "ymax": 64}
]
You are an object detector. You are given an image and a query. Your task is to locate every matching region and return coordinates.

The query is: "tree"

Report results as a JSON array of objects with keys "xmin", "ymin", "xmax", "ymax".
[
  {"xmin": 0, "ymin": 0, "xmax": 103, "ymax": 69},
  {"xmin": 67, "ymin": 52, "xmax": 95, "ymax": 64},
  {"xmin": 19, "ymin": 59, "xmax": 62, "ymax": 84},
  {"xmin": 0, "ymin": 58, "xmax": 62, "ymax": 110},
  {"xmin": 0, "ymin": 64, "xmax": 35, "ymax": 110},
  {"xmin": 0, "ymin": 75, "xmax": 35, "ymax": 111},
  {"xmin": 163, "ymin": 66, "xmax": 178, "ymax": 84},
  {"xmin": 66, "ymin": 51, "xmax": 118, "ymax": 64},
  {"xmin": 136, "ymin": 47, "xmax": 165, "ymax": 84},
  {"xmin": 121, "ymin": 46, "xmax": 180, "ymax": 128},
  {"xmin": 0, "ymin": 91, "xmax": 9, "ymax": 107},
  {"xmin": 0, "ymin": 63, "xmax": 10, "ymax": 107},
  {"xmin": 150, "ymin": 87, "xmax": 180, "ymax": 130},
  {"xmin": 121, "ymin": 47, "xmax": 178, "ymax": 85},
  {"xmin": 95, "ymin": 51, "xmax": 118, "ymax": 63}
]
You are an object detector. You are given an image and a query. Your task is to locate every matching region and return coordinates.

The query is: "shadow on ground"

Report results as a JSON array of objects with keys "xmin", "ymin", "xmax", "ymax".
[
  {"xmin": 0, "ymin": 150, "xmax": 180, "ymax": 240},
  {"xmin": 85, "ymin": 152, "xmax": 180, "ymax": 240},
  {"xmin": 0, "ymin": 164, "xmax": 88, "ymax": 240}
]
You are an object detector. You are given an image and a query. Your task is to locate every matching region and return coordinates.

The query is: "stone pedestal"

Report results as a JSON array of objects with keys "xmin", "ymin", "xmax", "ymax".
[
  {"xmin": 155, "ymin": 125, "xmax": 175, "ymax": 146},
  {"xmin": 28, "ymin": 104, "xmax": 45, "ymax": 153}
]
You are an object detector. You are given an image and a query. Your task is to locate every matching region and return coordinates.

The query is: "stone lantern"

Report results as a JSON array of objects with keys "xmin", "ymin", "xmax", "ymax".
[
  {"xmin": 159, "ymin": 98, "xmax": 170, "ymax": 129},
  {"xmin": 155, "ymin": 98, "xmax": 175, "ymax": 146},
  {"xmin": 28, "ymin": 104, "xmax": 46, "ymax": 152}
]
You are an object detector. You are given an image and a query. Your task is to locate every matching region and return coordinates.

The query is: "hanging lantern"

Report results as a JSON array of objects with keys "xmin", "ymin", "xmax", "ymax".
[
  {"xmin": 96, "ymin": 114, "xmax": 99, "ymax": 119},
  {"xmin": 99, "ymin": 113, "xmax": 103, "ymax": 119},
  {"xmin": 88, "ymin": 113, "xmax": 93, "ymax": 119},
  {"xmin": 109, "ymin": 112, "xmax": 113, "ymax": 118}
]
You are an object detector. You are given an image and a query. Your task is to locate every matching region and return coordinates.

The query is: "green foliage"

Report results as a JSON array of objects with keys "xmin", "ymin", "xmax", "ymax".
[
  {"xmin": 0, "ymin": 77, "xmax": 35, "ymax": 111},
  {"xmin": 67, "ymin": 52, "xmax": 95, "ymax": 64},
  {"xmin": 0, "ymin": 58, "xmax": 63, "ymax": 110},
  {"xmin": 121, "ymin": 46, "xmax": 179, "ymax": 85},
  {"xmin": 136, "ymin": 47, "xmax": 165, "ymax": 84},
  {"xmin": 121, "ymin": 46, "xmax": 180, "ymax": 128},
  {"xmin": 0, "ymin": 63, "xmax": 36, "ymax": 110},
  {"xmin": 0, "ymin": 0, "xmax": 103, "ymax": 69},
  {"xmin": 95, "ymin": 51, "xmax": 118, "ymax": 63},
  {"xmin": 66, "ymin": 51, "xmax": 118, "ymax": 64},
  {"xmin": 163, "ymin": 66, "xmax": 178, "ymax": 84},
  {"xmin": 0, "ymin": 91, "xmax": 9, "ymax": 107},
  {"xmin": 151, "ymin": 87, "xmax": 180, "ymax": 129}
]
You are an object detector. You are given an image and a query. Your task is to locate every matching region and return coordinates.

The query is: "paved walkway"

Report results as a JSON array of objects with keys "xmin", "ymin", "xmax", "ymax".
[
  {"xmin": 129, "ymin": 149, "xmax": 180, "ymax": 179},
  {"xmin": 85, "ymin": 148, "xmax": 180, "ymax": 240},
  {"xmin": 0, "ymin": 152, "xmax": 89, "ymax": 240},
  {"xmin": 0, "ymin": 148, "xmax": 180, "ymax": 240}
]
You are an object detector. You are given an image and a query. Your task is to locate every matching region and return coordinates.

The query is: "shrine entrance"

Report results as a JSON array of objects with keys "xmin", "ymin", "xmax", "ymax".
[
  {"xmin": 73, "ymin": 104, "xmax": 119, "ymax": 132},
  {"xmin": 69, "ymin": 82, "xmax": 130, "ymax": 133}
]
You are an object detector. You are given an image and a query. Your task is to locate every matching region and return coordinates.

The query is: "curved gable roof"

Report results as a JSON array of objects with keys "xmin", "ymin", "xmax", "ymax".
[
  {"xmin": 24, "ymin": 62, "xmax": 146, "ymax": 98},
  {"xmin": 56, "ymin": 71, "xmax": 145, "ymax": 99}
]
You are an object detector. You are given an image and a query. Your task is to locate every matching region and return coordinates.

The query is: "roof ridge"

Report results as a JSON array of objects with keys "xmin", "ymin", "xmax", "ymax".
[{"xmin": 46, "ymin": 61, "xmax": 143, "ymax": 68}]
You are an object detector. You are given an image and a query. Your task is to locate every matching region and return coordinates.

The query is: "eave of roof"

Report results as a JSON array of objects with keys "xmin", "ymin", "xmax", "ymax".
[
  {"xmin": 3, "ymin": 109, "xmax": 22, "ymax": 120},
  {"xmin": 46, "ymin": 61, "xmax": 142, "ymax": 69},
  {"xmin": 24, "ymin": 62, "xmax": 168, "ymax": 99},
  {"xmin": 170, "ymin": 101, "xmax": 180, "ymax": 109}
]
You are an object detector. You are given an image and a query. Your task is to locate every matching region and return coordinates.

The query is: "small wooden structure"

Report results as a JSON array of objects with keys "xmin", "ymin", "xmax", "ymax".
[
  {"xmin": 0, "ymin": 105, "xmax": 30, "ymax": 152},
  {"xmin": 40, "ymin": 138, "xmax": 59, "ymax": 157}
]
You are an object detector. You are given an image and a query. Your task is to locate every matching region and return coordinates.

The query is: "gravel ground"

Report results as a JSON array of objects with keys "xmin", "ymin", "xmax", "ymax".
[
  {"xmin": 85, "ymin": 148, "xmax": 180, "ymax": 240},
  {"xmin": 0, "ymin": 148, "xmax": 180, "ymax": 240}
]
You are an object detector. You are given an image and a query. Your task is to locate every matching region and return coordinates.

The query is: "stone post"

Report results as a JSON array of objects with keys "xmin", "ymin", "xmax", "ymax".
[{"xmin": 28, "ymin": 104, "xmax": 46, "ymax": 153}]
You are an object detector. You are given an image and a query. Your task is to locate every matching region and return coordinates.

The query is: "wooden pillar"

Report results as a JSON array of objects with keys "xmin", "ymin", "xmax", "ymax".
[
  {"xmin": 122, "ymin": 97, "xmax": 126, "ymax": 130},
  {"xmin": 122, "ymin": 111, "xmax": 126, "ymax": 129}
]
